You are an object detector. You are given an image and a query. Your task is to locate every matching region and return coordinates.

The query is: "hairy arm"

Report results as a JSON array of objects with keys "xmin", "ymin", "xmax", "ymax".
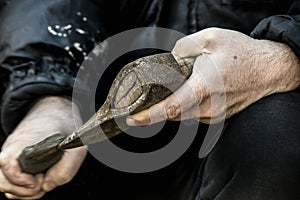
[
  {"xmin": 126, "ymin": 28, "xmax": 300, "ymax": 125},
  {"xmin": 0, "ymin": 97, "xmax": 86, "ymax": 199}
]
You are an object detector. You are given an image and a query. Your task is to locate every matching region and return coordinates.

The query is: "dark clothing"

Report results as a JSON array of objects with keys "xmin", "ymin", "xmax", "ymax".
[
  {"xmin": 2, "ymin": 90, "xmax": 300, "ymax": 200},
  {"xmin": 0, "ymin": 0, "xmax": 300, "ymax": 199},
  {"xmin": 1, "ymin": 0, "xmax": 300, "ymax": 135},
  {"xmin": 196, "ymin": 89, "xmax": 300, "ymax": 200}
]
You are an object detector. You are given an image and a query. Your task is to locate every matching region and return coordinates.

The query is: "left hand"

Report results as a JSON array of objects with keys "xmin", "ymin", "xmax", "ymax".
[
  {"xmin": 126, "ymin": 27, "xmax": 300, "ymax": 126},
  {"xmin": 0, "ymin": 96, "xmax": 86, "ymax": 199}
]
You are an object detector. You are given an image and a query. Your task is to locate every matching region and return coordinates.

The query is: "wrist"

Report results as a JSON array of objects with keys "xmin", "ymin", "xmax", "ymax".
[
  {"xmin": 254, "ymin": 39, "xmax": 300, "ymax": 94},
  {"xmin": 255, "ymin": 39, "xmax": 300, "ymax": 67},
  {"xmin": 14, "ymin": 96, "xmax": 82, "ymax": 137}
]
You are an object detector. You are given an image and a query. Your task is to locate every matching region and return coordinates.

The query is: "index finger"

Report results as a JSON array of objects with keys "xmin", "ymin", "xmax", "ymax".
[
  {"xmin": 0, "ymin": 152, "xmax": 38, "ymax": 188},
  {"xmin": 171, "ymin": 31, "xmax": 211, "ymax": 58},
  {"xmin": 126, "ymin": 73, "xmax": 201, "ymax": 126}
]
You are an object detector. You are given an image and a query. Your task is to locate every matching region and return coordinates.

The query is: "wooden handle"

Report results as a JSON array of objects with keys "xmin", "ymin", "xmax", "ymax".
[{"xmin": 18, "ymin": 133, "xmax": 66, "ymax": 174}]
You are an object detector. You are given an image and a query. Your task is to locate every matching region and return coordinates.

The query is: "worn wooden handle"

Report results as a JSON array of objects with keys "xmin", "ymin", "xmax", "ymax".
[{"xmin": 18, "ymin": 133, "xmax": 66, "ymax": 174}]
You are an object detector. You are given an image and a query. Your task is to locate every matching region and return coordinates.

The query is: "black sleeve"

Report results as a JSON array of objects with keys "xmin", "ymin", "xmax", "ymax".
[
  {"xmin": 250, "ymin": 0, "xmax": 300, "ymax": 59},
  {"xmin": 104, "ymin": 0, "xmax": 163, "ymax": 34},
  {"xmin": 0, "ymin": 0, "xmax": 164, "ymax": 135},
  {"xmin": 0, "ymin": 0, "xmax": 108, "ymax": 135}
]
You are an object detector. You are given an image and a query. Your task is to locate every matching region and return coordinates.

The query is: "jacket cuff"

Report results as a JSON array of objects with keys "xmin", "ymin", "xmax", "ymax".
[
  {"xmin": 250, "ymin": 15, "xmax": 300, "ymax": 60},
  {"xmin": 0, "ymin": 57, "xmax": 75, "ymax": 135}
]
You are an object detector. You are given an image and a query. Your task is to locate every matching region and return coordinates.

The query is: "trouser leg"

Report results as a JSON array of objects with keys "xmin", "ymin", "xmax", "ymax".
[{"xmin": 196, "ymin": 90, "xmax": 300, "ymax": 200}]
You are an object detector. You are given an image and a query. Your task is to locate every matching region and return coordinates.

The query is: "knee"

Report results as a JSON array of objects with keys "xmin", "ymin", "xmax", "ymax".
[
  {"xmin": 197, "ymin": 91, "xmax": 300, "ymax": 200},
  {"xmin": 212, "ymin": 90, "xmax": 300, "ymax": 183},
  {"xmin": 223, "ymin": 91, "xmax": 300, "ymax": 164}
]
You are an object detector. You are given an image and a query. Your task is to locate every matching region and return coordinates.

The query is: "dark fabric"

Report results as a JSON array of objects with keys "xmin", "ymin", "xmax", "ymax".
[
  {"xmin": 0, "ymin": 0, "xmax": 9, "ymax": 10},
  {"xmin": 158, "ymin": 0, "xmax": 294, "ymax": 34},
  {"xmin": 1, "ymin": 0, "xmax": 300, "ymax": 135},
  {"xmin": 38, "ymin": 121, "xmax": 205, "ymax": 200},
  {"xmin": 1, "ymin": 90, "xmax": 299, "ymax": 200},
  {"xmin": 0, "ymin": 120, "xmax": 205, "ymax": 200},
  {"xmin": 251, "ymin": 1, "xmax": 300, "ymax": 59},
  {"xmin": 159, "ymin": 0, "xmax": 300, "ymax": 60},
  {"xmin": 0, "ymin": 0, "xmax": 164, "ymax": 135},
  {"xmin": 0, "ymin": 0, "xmax": 300, "ymax": 200},
  {"xmin": 0, "ymin": 0, "xmax": 108, "ymax": 134},
  {"xmin": 196, "ymin": 89, "xmax": 300, "ymax": 200}
]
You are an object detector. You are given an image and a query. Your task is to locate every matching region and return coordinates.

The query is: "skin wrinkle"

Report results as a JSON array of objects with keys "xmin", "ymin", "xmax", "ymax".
[
  {"xmin": 224, "ymin": 40, "xmax": 285, "ymax": 119},
  {"xmin": 166, "ymin": 103, "xmax": 181, "ymax": 119},
  {"xmin": 266, "ymin": 42, "xmax": 299, "ymax": 92}
]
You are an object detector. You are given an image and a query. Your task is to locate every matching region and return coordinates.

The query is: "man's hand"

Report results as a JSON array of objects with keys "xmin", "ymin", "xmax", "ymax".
[
  {"xmin": 0, "ymin": 96, "xmax": 86, "ymax": 199},
  {"xmin": 127, "ymin": 27, "xmax": 300, "ymax": 125}
]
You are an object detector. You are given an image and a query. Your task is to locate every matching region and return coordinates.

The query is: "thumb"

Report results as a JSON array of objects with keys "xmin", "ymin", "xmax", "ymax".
[{"xmin": 171, "ymin": 31, "xmax": 211, "ymax": 59}]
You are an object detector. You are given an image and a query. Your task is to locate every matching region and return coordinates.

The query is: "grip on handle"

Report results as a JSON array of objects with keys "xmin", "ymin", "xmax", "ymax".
[{"xmin": 18, "ymin": 133, "xmax": 66, "ymax": 174}]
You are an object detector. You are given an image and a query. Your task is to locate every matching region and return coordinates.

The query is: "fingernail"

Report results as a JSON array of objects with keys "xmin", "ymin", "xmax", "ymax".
[
  {"xmin": 43, "ymin": 181, "xmax": 55, "ymax": 192},
  {"xmin": 126, "ymin": 117, "xmax": 137, "ymax": 126},
  {"xmin": 5, "ymin": 193, "xmax": 15, "ymax": 199},
  {"xmin": 27, "ymin": 184, "xmax": 35, "ymax": 188}
]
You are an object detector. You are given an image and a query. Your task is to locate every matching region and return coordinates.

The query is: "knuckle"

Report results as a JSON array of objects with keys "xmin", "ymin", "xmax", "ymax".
[
  {"xmin": 200, "ymin": 28, "xmax": 219, "ymax": 43},
  {"xmin": 165, "ymin": 102, "xmax": 181, "ymax": 119},
  {"xmin": 174, "ymin": 39, "xmax": 182, "ymax": 49},
  {"xmin": 173, "ymin": 38, "xmax": 186, "ymax": 54},
  {"xmin": 56, "ymin": 172, "xmax": 74, "ymax": 185},
  {"xmin": 193, "ymin": 81, "xmax": 208, "ymax": 103},
  {"xmin": 175, "ymin": 36, "xmax": 191, "ymax": 48}
]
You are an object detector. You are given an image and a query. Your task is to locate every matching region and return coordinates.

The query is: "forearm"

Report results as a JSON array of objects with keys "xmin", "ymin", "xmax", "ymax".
[
  {"xmin": 2, "ymin": 96, "xmax": 83, "ymax": 151},
  {"xmin": 252, "ymin": 39, "xmax": 300, "ymax": 93},
  {"xmin": 0, "ymin": 0, "xmax": 109, "ymax": 135},
  {"xmin": 16, "ymin": 96, "xmax": 82, "ymax": 136}
]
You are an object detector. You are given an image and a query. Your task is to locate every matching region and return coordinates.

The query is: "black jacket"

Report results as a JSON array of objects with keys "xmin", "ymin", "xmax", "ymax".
[{"xmin": 0, "ymin": 0, "xmax": 299, "ymax": 135}]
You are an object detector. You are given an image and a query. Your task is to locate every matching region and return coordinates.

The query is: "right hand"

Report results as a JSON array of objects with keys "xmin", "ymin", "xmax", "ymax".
[
  {"xmin": 127, "ymin": 28, "xmax": 300, "ymax": 125},
  {"xmin": 0, "ymin": 96, "xmax": 87, "ymax": 199}
]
